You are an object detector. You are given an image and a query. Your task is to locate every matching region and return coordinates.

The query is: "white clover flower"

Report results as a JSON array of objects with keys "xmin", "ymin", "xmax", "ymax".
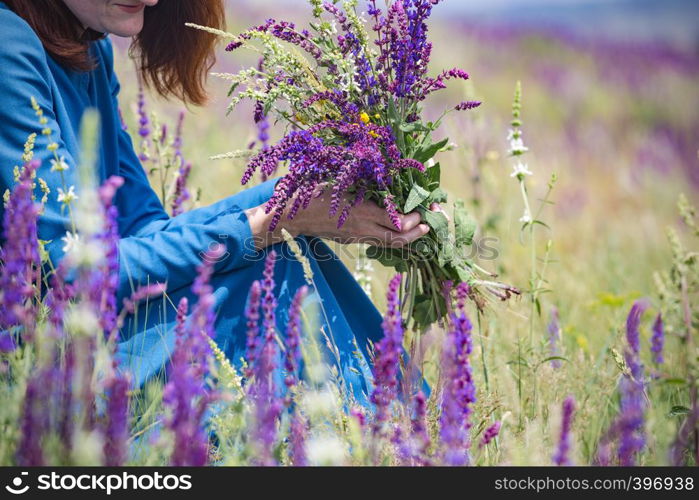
[
  {"xmin": 306, "ymin": 435, "xmax": 348, "ymax": 466},
  {"xmin": 50, "ymin": 156, "xmax": 69, "ymax": 172},
  {"xmin": 64, "ymin": 303, "xmax": 101, "ymax": 336},
  {"xmin": 510, "ymin": 162, "xmax": 533, "ymax": 178},
  {"xmin": 61, "ymin": 231, "xmax": 81, "ymax": 253},
  {"xmin": 508, "ymin": 137, "xmax": 529, "ymax": 156},
  {"xmin": 57, "ymin": 185, "xmax": 78, "ymax": 205},
  {"xmin": 67, "ymin": 239, "xmax": 105, "ymax": 268},
  {"xmin": 302, "ymin": 389, "xmax": 338, "ymax": 419}
]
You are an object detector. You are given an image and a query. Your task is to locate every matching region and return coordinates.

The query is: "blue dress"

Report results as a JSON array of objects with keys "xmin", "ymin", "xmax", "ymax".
[{"xmin": 0, "ymin": 4, "xmax": 383, "ymax": 405}]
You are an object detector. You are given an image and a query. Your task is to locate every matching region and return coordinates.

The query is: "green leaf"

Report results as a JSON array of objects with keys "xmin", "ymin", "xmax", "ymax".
[
  {"xmin": 365, "ymin": 245, "xmax": 408, "ymax": 272},
  {"xmin": 414, "ymin": 138, "xmax": 449, "ymax": 163},
  {"xmin": 662, "ymin": 378, "xmax": 687, "ymax": 386},
  {"xmin": 428, "ymin": 187, "xmax": 448, "ymax": 204},
  {"xmin": 399, "ymin": 122, "xmax": 430, "ymax": 133},
  {"xmin": 427, "ymin": 162, "xmax": 441, "ymax": 186},
  {"xmin": 669, "ymin": 405, "xmax": 691, "ymax": 417},
  {"xmin": 404, "ymin": 184, "xmax": 430, "ymax": 213},
  {"xmin": 422, "ymin": 208, "xmax": 449, "ymax": 240},
  {"xmin": 454, "ymin": 264, "xmax": 473, "ymax": 283},
  {"xmin": 38, "ymin": 239, "xmax": 51, "ymax": 264},
  {"xmin": 437, "ymin": 239, "xmax": 456, "ymax": 267},
  {"xmin": 541, "ymin": 356, "xmax": 569, "ymax": 364},
  {"xmin": 412, "ymin": 294, "xmax": 444, "ymax": 330},
  {"xmin": 454, "ymin": 200, "xmax": 477, "ymax": 246}
]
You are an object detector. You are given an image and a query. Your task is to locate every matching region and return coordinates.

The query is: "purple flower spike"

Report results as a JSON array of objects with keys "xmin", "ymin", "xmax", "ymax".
[
  {"xmin": 553, "ymin": 396, "xmax": 575, "ymax": 466},
  {"xmin": 0, "ymin": 160, "xmax": 41, "ymax": 335},
  {"xmin": 248, "ymin": 251, "xmax": 283, "ymax": 466},
  {"xmin": 370, "ymin": 274, "xmax": 404, "ymax": 435},
  {"xmin": 650, "ymin": 313, "xmax": 664, "ymax": 365},
  {"xmin": 163, "ymin": 248, "xmax": 222, "ymax": 466},
  {"xmin": 284, "ymin": 286, "xmax": 307, "ymax": 395},
  {"xmin": 0, "ymin": 332, "xmax": 17, "ymax": 353},
  {"xmin": 409, "ymin": 390, "xmax": 431, "ymax": 465},
  {"xmin": 547, "ymin": 307, "xmax": 562, "ymax": 369},
  {"xmin": 440, "ymin": 282, "xmax": 475, "ymax": 466},
  {"xmin": 103, "ymin": 362, "xmax": 130, "ymax": 466},
  {"xmin": 288, "ymin": 411, "xmax": 308, "ymax": 466},
  {"xmin": 625, "ymin": 299, "xmax": 649, "ymax": 357},
  {"xmin": 480, "ymin": 421, "xmax": 501, "ymax": 448},
  {"xmin": 455, "ymin": 101, "xmax": 481, "ymax": 111}
]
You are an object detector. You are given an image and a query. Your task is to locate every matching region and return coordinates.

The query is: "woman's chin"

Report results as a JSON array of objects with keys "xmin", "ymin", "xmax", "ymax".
[{"xmin": 104, "ymin": 19, "xmax": 144, "ymax": 37}]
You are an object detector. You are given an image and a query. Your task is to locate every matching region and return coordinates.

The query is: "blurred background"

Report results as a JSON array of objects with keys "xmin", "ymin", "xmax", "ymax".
[{"xmin": 113, "ymin": 2, "xmax": 698, "ymax": 454}]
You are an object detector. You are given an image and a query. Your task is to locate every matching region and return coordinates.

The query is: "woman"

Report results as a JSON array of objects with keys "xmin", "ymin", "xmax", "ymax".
[{"xmin": 0, "ymin": 0, "xmax": 431, "ymax": 403}]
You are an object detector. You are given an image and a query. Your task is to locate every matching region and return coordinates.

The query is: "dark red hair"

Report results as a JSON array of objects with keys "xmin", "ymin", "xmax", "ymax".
[{"xmin": 3, "ymin": 0, "xmax": 226, "ymax": 105}]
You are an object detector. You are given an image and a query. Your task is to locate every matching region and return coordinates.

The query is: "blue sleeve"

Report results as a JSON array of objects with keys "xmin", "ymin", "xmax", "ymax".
[
  {"xmin": 0, "ymin": 9, "xmax": 81, "ymax": 270},
  {"xmin": 0, "ymin": 13, "xmax": 264, "ymax": 305},
  {"xmin": 100, "ymin": 41, "xmax": 265, "ymax": 301}
]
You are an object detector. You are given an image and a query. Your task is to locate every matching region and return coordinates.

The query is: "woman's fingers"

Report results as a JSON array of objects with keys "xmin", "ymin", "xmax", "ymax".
[
  {"xmin": 370, "ymin": 222, "xmax": 430, "ymax": 248},
  {"xmin": 400, "ymin": 212, "xmax": 423, "ymax": 232}
]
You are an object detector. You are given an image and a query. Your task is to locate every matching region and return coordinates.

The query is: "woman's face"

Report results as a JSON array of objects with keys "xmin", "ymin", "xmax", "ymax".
[{"xmin": 62, "ymin": 0, "xmax": 159, "ymax": 37}]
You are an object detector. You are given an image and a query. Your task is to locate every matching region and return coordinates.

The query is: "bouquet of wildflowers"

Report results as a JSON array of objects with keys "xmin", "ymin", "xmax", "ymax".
[{"xmin": 191, "ymin": 0, "xmax": 517, "ymax": 329}]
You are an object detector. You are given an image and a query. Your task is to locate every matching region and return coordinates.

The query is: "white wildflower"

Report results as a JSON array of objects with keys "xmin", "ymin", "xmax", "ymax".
[
  {"xmin": 64, "ymin": 303, "xmax": 101, "ymax": 337},
  {"xmin": 57, "ymin": 185, "xmax": 78, "ymax": 205},
  {"xmin": 508, "ymin": 137, "xmax": 528, "ymax": 156},
  {"xmin": 306, "ymin": 435, "xmax": 348, "ymax": 466},
  {"xmin": 519, "ymin": 211, "xmax": 532, "ymax": 224},
  {"xmin": 425, "ymin": 158, "xmax": 436, "ymax": 168},
  {"xmin": 61, "ymin": 231, "xmax": 81, "ymax": 253},
  {"xmin": 510, "ymin": 162, "xmax": 533, "ymax": 178},
  {"xmin": 50, "ymin": 156, "xmax": 69, "ymax": 172},
  {"xmin": 302, "ymin": 389, "xmax": 338, "ymax": 419}
]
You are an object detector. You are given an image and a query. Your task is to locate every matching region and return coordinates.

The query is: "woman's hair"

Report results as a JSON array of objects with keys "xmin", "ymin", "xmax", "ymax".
[{"xmin": 3, "ymin": 0, "xmax": 226, "ymax": 105}]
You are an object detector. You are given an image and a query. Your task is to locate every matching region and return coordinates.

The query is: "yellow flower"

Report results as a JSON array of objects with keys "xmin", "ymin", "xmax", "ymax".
[
  {"xmin": 575, "ymin": 334, "xmax": 588, "ymax": 351},
  {"xmin": 359, "ymin": 112, "xmax": 370, "ymax": 124},
  {"xmin": 369, "ymin": 131, "xmax": 379, "ymax": 138}
]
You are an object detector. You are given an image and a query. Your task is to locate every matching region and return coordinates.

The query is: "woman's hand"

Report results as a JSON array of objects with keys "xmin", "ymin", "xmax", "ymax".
[{"xmin": 245, "ymin": 188, "xmax": 433, "ymax": 250}]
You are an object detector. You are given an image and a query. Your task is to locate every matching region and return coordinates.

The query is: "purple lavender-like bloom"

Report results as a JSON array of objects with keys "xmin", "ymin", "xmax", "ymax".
[
  {"xmin": 284, "ymin": 286, "xmax": 307, "ymax": 394},
  {"xmin": 17, "ymin": 366, "xmax": 56, "ymax": 466},
  {"xmin": 455, "ymin": 101, "xmax": 481, "ymax": 111},
  {"xmin": 440, "ymin": 282, "xmax": 476, "ymax": 466},
  {"xmin": 163, "ymin": 246, "xmax": 223, "ymax": 466},
  {"xmin": 244, "ymin": 280, "xmax": 262, "ymax": 379},
  {"xmin": 602, "ymin": 300, "xmax": 650, "ymax": 466},
  {"xmin": 248, "ymin": 251, "xmax": 283, "ymax": 466},
  {"xmin": 121, "ymin": 283, "xmax": 166, "ymax": 315},
  {"xmin": 625, "ymin": 299, "xmax": 649, "ymax": 359},
  {"xmin": 480, "ymin": 421, "xmax": 501, "ymax": 448},
  {"xmin": 650, "ymin": 313, "xmax": 664, "ymax": 365},
  {"xmin": 171, "ymin": 163, "xmax": 192, "ymax": 217},
  {"xmin": 97, "ymin": 176, "xmax": 124, "ymax": 335},
  {"xmin": 553, "ymin": 396, "xmax": 576, "ymax": 465},
  {"xmin": 288, "ymin": 411, "xmax": 308, "ymax": 467},
  {"xmin": 0, "ymin": 160, "xmax": 40, "ymax": 334},
  {"xmin": 547, "ymin": 307, "xmax": 562, "ymax": 369},
  {"xmin": 103, "ymin": 362, "xmax": 130, "ymax": 466},
  {"xmin": 137, "ymin": 82, "xmax": 150, "ymax": 139},
  {"xmin": 409, "ymin": 390, "xmax": 431, "ymax": 465},
  {"xmin": 370, "ymin": 274, "xmax": 404, "ymax": 435},
  {"xmin": 0, "ymin": 332, "xmax": 17, "ymax": 353}
]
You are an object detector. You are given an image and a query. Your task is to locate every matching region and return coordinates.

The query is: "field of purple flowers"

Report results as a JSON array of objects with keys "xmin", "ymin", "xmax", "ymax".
[{"xmin": 1, "ymin": 0, "xmax": 698, "ymax": 466}]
